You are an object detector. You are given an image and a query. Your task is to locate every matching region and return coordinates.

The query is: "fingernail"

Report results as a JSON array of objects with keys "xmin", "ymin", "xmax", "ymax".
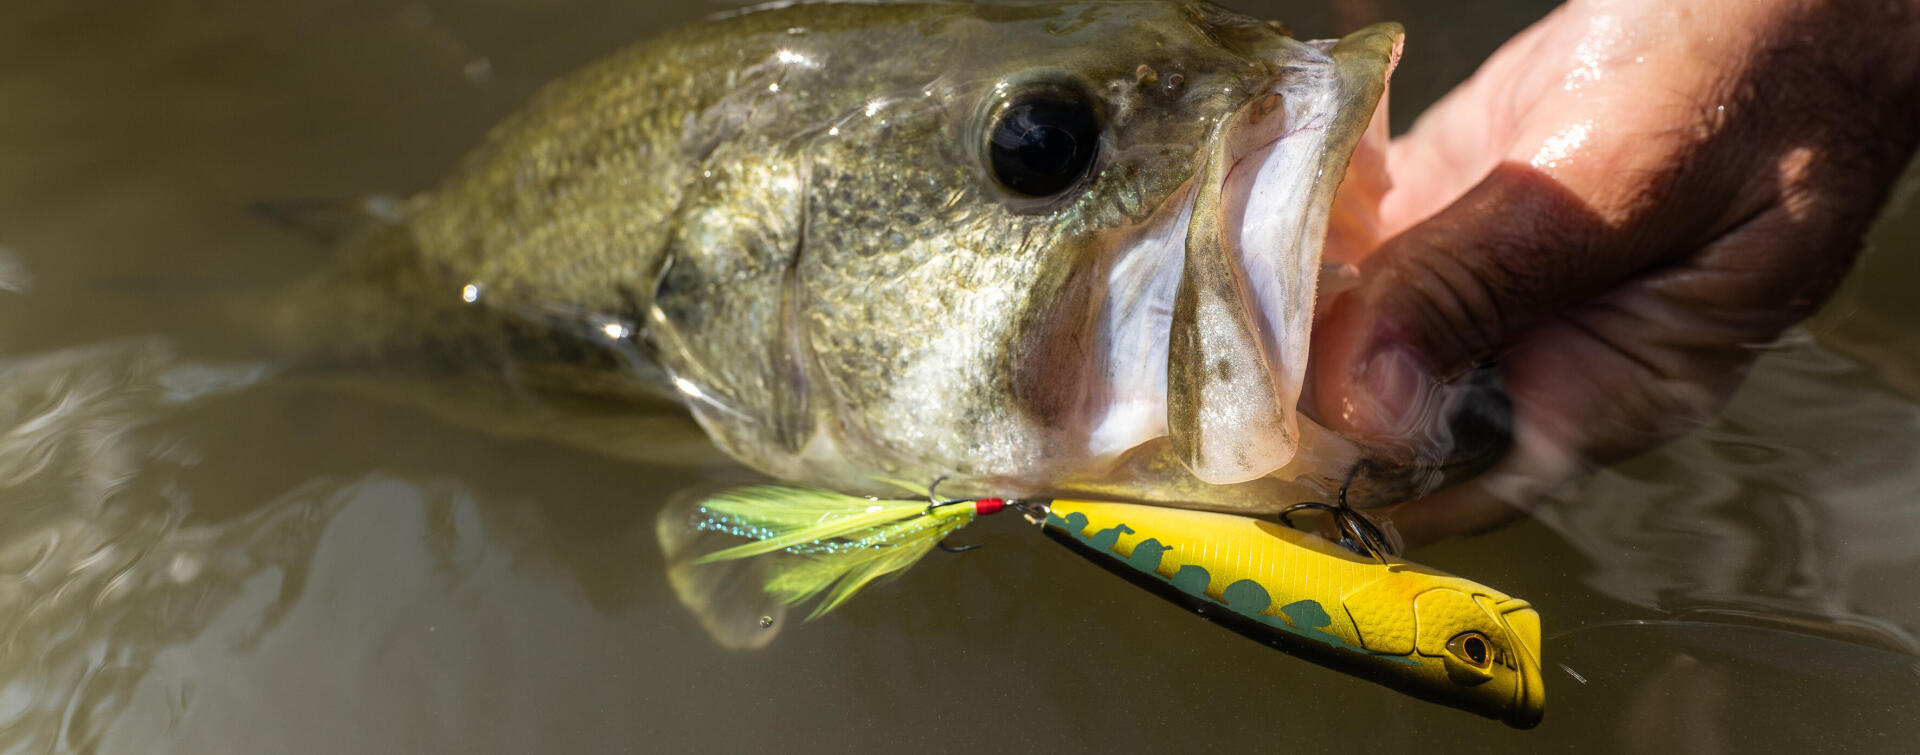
[{"xmin": 1358, "ymin": 346, "xmax": 1427, "ymax": 437}]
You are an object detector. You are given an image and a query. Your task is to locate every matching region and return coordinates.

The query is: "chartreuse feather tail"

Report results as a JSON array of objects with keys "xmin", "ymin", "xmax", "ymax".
[{"xmin": 688, "ymin": 485, "xmax": 973, "ymax": 618}]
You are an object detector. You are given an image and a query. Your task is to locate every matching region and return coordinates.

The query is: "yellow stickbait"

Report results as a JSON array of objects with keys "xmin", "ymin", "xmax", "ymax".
[
  {"xmin": 683, "ymin": 487, "xmax": 1544, "ymax": 728},
  {"xmin": 1039, "ymin": 499, "xmax": 1543, "ymax": 728}
]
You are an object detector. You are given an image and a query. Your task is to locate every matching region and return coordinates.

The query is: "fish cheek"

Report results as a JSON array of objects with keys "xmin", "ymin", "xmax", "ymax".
[
  {"xmin": 649, "ymin": 159, "xmax": 814, "ymax": 460},
  {"xmin": 1009, "ymin": 235, "xmax": 1104, "ymax": 433}
]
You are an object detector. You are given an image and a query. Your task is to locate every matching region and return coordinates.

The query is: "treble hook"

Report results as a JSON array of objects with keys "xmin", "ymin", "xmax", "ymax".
[
  {"xmin": 923, "ymin": 475, "xmax": 970, "ymax": 513},
  {"xmin": 1279, "ymin": 462, "xmax": 1397, "ymax": 564},
  {"xmin": 926, "ymin": 475, "xmax": 987, "ymax": 554},
  {"xmin": 1280, "ymin": 502, "xmax": 1396, "ymax": 564}
]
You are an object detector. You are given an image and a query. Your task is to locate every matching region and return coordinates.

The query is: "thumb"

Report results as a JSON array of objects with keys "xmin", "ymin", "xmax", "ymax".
[{"xmin": 1310, "ymin": 162, "xmax": 1655, "ymax": 442}]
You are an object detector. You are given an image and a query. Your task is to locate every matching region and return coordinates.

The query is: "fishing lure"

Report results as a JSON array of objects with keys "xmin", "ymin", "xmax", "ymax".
[{"xmin": 680, "ymin": 485, "xmax": 1545, "ymax": 728}]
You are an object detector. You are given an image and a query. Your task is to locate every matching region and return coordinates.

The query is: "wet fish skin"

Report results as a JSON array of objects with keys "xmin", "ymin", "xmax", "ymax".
[{"xmin": 281, "ymin": 2, "xmax": 1412, "ymax": 510}]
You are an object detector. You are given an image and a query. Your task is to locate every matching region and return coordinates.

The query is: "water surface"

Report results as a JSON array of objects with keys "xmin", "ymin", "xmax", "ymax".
[{"xmin": 2, "ymin": 1, "xmax": 1918, "ymax": 751}]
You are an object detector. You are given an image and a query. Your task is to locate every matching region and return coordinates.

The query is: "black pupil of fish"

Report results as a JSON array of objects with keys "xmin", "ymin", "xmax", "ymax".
[
  {"xmin": 1463, "ymin": 635, "xmax": 1488, "ymax": 664},
  {"xmin": 990, "ymin": 98, "xmax": 1099, "ymax": 197}
]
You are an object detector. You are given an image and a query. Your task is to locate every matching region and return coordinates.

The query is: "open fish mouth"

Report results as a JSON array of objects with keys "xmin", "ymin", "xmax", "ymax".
[{"xmin": 1090, "ymin": 24, "xmax": 1404, "ymax": 490}]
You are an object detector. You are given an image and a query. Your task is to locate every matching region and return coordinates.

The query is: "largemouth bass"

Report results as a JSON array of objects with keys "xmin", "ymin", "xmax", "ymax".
[{"xmin": 279, "ymin": 1, "xmax": 1493, "ymax": 511}]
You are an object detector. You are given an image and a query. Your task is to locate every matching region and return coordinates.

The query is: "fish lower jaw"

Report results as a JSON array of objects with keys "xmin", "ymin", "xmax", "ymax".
[{"xmin": 1014, "ymin": 29, "xmax": 1401, "ymax": 503}]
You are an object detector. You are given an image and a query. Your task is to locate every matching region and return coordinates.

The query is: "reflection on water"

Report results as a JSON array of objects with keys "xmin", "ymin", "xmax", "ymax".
[
  {"xmin": 4, "ymin": 335, "xmax": 1918, "ymax": 751},
  {"xmin": 1538, "ymin": 335, "xmax": 1920, "ymax": 652},
  {"xmin": 2, "ymin": 0, "xmax": 1919, "ymax": 752},
  {"xmin": 0, "ymin": 341, "xmax": 285, "ymax": 752},
  {"xmin": 0, "ymin": 340, "xmax": 709, "ymax": 752}
]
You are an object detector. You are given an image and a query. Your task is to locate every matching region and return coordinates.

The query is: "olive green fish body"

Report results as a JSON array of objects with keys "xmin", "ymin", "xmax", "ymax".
[{"xmin": 285, "ymin": 5, "xmax": 953, "ymax": 386}]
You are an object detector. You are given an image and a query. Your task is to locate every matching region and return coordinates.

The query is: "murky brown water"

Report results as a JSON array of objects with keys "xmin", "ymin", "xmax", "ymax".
[{"xmin": 3, "ymin": 1, "xmax": 1918, "ymax": 752}]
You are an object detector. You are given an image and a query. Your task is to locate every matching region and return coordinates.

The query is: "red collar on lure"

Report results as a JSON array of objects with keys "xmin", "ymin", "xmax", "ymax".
[{"xmin": 674, "ymin": 484, "xmax": 1544, "ymax": 728}]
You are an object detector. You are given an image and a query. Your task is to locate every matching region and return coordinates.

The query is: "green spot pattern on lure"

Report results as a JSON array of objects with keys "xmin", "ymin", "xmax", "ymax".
[{"xmin": 1042, "ymin": 508, "xmax": 1416, "ymax": 666}]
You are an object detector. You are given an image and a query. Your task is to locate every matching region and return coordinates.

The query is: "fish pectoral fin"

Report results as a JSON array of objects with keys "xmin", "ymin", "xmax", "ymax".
[{"xmin": 656, "ymin": 485, "xmax": 794, "ymax": 651}]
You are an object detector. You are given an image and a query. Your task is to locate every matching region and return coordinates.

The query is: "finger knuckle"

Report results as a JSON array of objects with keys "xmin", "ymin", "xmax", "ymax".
[{"xmin": 1399, "ymin": 247, "xmax": 1515, "ymax": 366}]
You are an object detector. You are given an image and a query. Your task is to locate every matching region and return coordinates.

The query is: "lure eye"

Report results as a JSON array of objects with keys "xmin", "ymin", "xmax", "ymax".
[
  {"xmin": 987, "ymin": 93, "xmax": 1101, "ymax": 198},
  {"xmin": 1448, "ymin": 632, "xmax": 1492, "ymax": 667}
]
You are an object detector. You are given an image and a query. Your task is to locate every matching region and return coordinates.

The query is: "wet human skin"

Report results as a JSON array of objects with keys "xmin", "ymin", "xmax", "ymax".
[{"xmin": 1306, "ymin": 0, "xmax": 1920, "ymax": 545}]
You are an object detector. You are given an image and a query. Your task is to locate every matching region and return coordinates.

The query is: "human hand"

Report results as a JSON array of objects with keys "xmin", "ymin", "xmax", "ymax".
[{"xmin": 1308, "ymin": 0, "xmax": 1920, "ymax": 546}]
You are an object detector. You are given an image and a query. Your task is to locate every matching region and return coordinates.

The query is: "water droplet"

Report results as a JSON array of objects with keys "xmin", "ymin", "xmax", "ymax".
[
  {"xmin": 460, "ymin": 283, "xmax": 481, "ymax": 303},
  {"xmin": 759, "ymin": 616, "xmax": 775, "ymax": 628}
]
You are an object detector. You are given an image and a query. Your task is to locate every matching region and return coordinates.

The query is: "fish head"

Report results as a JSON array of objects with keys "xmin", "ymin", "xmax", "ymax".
[{"xmin": 654, "ymin": 3, "xmax": 1416, "ymax": 508}]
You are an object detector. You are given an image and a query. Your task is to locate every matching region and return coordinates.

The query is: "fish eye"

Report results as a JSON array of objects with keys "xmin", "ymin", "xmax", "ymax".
[
  {"xmin": 1448, "ymin": 631, "xmax": 1492, "ymax": 667},
  {"xmin": 986, "ymin": 91, "xmax": 1101, "ymax": 198}
]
